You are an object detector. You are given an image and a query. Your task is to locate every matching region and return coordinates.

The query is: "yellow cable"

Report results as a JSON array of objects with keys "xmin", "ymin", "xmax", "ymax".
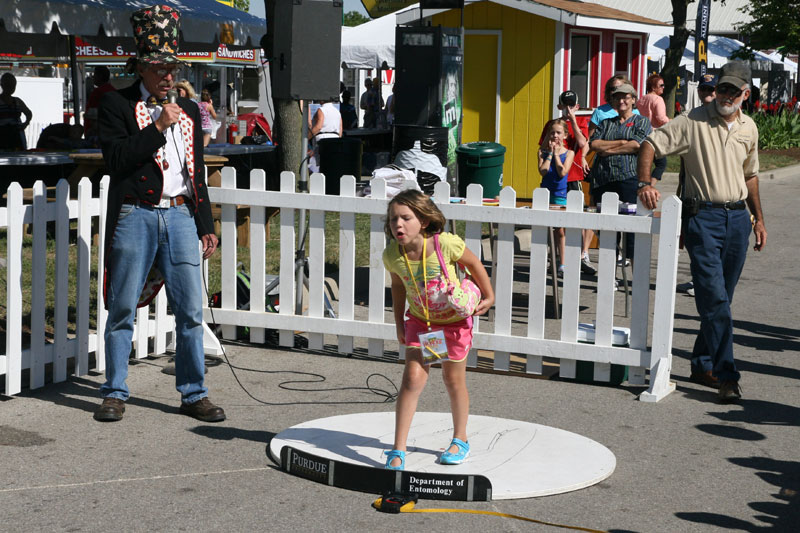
[
  {"xmin": 407, "ymin": 508, "xmax": 606, "ymax": 532},
  {"xmin": 373, "ymin": 496, "xmax": 605, "ymax": 533}
]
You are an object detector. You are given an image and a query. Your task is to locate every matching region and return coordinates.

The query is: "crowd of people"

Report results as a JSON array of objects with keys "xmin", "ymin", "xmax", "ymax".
[{"xmin": 537, "ymin": 64, "xmax": 766, "ymax": 404}]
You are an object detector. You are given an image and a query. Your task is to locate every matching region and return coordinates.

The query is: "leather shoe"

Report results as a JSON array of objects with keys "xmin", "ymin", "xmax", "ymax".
[
  {"xmin": 94, "ymin": 398, "xmax": 125, "ymax": 422},
  {"xmin": 718, "ymin": 381, "xmax": 742, "ymax": 403},
  {"xmin": 179, "ymin": 397, "xmax": 226, "ymax": 422},
  {"xmin": 690, "ymin": 369, "xmax": 720, "ymax": 389}
]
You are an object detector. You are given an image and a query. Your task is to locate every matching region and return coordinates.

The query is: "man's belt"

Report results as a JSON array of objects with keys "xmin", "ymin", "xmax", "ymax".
[
  {"xmin": 123, "ymin": 195, "xmax": 190, "ymax": 208},
  {"xmin": 697, "ymin": 200, "xmax": 746, "ymax": 210}
]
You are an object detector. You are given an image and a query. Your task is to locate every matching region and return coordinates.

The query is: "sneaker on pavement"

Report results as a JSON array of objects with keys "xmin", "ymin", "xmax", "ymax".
[
  {"xmin": 557, "ymin": 264, "xmax": 566, "ymax": 278},
  {"xmin": 581, "ymin": 254, "xmax": 597, "ymax": 275}
]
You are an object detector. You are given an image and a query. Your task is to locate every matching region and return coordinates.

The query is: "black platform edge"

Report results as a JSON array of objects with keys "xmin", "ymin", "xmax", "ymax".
[{"xmin": 267, "ymin": 443, "xmax": 492, "ymax": 501}]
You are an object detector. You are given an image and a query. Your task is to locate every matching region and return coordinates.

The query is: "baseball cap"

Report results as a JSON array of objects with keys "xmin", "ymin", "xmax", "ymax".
[
  {"xmin": 559, "ymin": 90, "xmax": 577, "ymax": 107},
  {"xmin": 718, "ymin": 61, "xmax": 751, "ymax": 89},
  {"xmin": 698, "ymin": 73, "xmax": 717, "ymax": 89},
  {"xmin": 611, "ymin": 83, "xmax": 638, "ymax": 99}
]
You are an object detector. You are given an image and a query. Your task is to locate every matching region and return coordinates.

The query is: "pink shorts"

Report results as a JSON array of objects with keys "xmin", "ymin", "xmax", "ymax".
[{"xmin": 404, "ymin": 313, "xmax": 474, "ymax": 363}]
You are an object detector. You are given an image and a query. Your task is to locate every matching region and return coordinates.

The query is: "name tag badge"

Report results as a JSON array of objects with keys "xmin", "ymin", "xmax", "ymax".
[{"xmin": 418, "ymin": 329, "xmax": 449, "ymax": 365}]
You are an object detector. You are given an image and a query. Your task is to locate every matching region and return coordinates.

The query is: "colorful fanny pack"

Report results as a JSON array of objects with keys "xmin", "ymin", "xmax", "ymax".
[{"xmin": 431, "ymin": 233, "xmax": 481, "ymax": 318}]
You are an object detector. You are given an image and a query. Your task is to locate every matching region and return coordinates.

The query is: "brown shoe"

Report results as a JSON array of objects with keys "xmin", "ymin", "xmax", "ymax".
[
  {"xmin": 690, "ymin": 370, "xmax": 720, "ymax": 389},
  {"xmin": 179, "ymin": 397, "xmax": 226, "ymax": 422},
  {"xmin": 718, "ymin": 381, "xmax": 742, "ymax": 403},
  {"xmin": 94, "ymin": 398, "xmax": 125, "ymax": 422}
]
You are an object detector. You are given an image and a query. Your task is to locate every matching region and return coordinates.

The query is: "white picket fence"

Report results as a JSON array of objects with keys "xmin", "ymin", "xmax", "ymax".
[
  {"xmin": 1, "ymin": 169, "xmax": 681, "ymax": 402},
  {"xmin": 0, "ymin": 176, "xmax": 182, "ymax": 396},
  {"xmin": 207, "ymin": 169, "xmax": 682, "ymax": 402}
]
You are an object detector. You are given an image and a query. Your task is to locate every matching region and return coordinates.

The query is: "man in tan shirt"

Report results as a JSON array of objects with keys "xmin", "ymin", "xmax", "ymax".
[{"xmin": 636, "ymin": 61, "xmax": 767, "ymax": 403}]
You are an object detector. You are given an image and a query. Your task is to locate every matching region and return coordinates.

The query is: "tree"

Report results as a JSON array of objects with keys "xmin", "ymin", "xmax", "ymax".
[
  {"xmin": 263, "ymin": 0, "xmax": 302, "ymax": 175},
  {"xmin": 344, "ymin": 11, "xmax": 370, "ymax": 27},
  {"xmin": 234, "ymin": 0, "xmax": 250, "ymax": 12},
  {"xmin": 660, "ymin": 1, "xmax": 726, "ymax": 118},
  {"xmin": 736, "ymin": 0, "xmax": 800, "ymax": 62}
]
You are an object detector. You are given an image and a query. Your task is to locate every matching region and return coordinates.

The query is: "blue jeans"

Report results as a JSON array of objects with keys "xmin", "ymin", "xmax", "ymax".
[
  {"xmin": 101, "ymin": 202, "xmax": 208, "ymax": 403},
  {"xmin": 685, "ymin": 208, "xmax": 750, "ymax": 382},
  {"xmin": 593, "ymin": 178, "xmax": 638, "ymax": 258}
]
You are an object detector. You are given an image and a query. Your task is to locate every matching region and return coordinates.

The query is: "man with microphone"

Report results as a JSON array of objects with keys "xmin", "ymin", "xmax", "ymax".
[{"xmin": 94, "ymin": 5, "xmax": 224, "ymax": 423}]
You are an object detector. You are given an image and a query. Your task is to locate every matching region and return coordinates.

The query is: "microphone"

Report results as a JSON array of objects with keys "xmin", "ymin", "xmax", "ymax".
[{"xmin": 166, "ymin": 89, "xmax": 178, "ymax": 132}]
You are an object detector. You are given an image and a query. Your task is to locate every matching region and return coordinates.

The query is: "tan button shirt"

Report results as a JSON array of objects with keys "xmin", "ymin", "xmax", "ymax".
[{"xmin": 644, "ymin": 102, "xmax": 758, "ymax": 203}]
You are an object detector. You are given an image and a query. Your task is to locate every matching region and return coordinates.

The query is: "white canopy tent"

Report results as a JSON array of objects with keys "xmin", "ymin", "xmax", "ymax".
[
  {"xmin": 647, "ymin": 33, "xmax": 797, "ymax": 78},
  {"xmin": 341, "ymin": 14, "xmax": 396, "ymax": 70}
]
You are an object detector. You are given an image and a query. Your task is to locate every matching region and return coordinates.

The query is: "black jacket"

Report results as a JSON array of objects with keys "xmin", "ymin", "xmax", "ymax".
[{"xmin": 98, "ymin": 80, "xmax": 214, "ymax": 306}]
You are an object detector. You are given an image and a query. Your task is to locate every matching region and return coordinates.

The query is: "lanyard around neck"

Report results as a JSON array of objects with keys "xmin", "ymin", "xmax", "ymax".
[{"xmin": 402, "ymin": 236, "xmax": 431, "ymax": 329}]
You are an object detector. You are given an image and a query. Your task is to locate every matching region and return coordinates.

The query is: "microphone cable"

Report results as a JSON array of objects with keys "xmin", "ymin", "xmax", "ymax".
[{"xmin": 201, "ymin": 275, "xmax": 399, "ymax": 406}]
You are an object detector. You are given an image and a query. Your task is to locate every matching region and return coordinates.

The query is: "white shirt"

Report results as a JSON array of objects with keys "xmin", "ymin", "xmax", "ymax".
[
  {"xmin": 313, "ymin": 103, "xmax": 342, "ymax": 142},
  {"xmin": 140, "ymin": 84, "xmax": 190, "ymax": 199}
]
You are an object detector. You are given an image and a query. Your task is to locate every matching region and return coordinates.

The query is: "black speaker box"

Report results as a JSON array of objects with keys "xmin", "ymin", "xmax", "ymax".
[{"xmin": 271, "ymin": 0, "xmax": 343, "ymax": 101}]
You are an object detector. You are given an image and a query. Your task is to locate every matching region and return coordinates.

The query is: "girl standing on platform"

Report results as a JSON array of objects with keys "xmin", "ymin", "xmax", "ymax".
[
  {"xmin": 538, "ymin": 119, "xmax": 575, "ymax": 277},
  {"xmin": 382, "ymin": 189, "xmax": 495, "ymax": 471}
]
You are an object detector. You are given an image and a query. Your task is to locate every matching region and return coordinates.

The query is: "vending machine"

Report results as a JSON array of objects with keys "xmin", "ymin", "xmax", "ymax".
[{"xmin": 394, "ymin": 26, "xmax": 463, "ymax": 189}]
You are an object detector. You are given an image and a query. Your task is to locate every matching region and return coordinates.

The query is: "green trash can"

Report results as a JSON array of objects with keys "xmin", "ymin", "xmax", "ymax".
[{"xmin": 456, "ymin": 142, "xmax": 506, "ymax": 198}]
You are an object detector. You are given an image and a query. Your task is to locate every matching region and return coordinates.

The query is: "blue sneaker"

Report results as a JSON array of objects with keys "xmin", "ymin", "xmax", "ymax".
[
  {"xmin": 384, "ymin": 449, "xmax": 405, "ymax": 470},
  {"xmin": 440, "ymin": 438, "xmax": 470, "ymax": 465}
]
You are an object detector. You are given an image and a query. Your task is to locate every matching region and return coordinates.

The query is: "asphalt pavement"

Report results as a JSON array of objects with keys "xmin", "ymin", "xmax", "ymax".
[{"xmin": 1, "ymin": 166, "xmax": 798, "ymax": 532}]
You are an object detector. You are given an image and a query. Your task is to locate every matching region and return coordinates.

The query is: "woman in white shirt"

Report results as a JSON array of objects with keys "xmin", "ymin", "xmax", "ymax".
[{"xmin": 308, "ymin": 101, "xmax": 342, "ymax": 172}]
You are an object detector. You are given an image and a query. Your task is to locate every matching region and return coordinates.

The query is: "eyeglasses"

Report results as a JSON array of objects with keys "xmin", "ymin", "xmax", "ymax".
[
  {"xmin": 149, "ymin": 66, "xmax": 182, "ymax": 78},
  {"xmin": 611, "ymin": 93, "xmax": 633, "ymax": 100},
  {"xmin": 657, "ymin": 84, "xmax": 665, "ymax": 88},
  {"xmin": 716, "ymin": 85, "xmax": 743, "ymax": 98}
]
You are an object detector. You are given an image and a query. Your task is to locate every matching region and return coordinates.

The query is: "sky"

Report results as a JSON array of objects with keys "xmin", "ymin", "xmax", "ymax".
[{"xmin": 248, "ymin": 0, "xmax": 369, "ymax": 20}]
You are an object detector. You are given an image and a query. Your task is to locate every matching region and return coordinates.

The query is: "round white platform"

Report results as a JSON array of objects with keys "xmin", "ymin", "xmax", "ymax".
[{"xmin": 268, "ymin": 412, "xmax": 616, "ymax": 499}]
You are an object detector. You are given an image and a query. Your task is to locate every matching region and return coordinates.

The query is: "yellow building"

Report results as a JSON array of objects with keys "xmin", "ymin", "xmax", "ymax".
[{"xmin": 398, "ymin": 1, "xmax": 666, "ymax": 197}]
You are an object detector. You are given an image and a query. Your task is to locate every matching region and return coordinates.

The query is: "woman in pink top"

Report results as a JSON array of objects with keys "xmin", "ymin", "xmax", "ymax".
[{"xmin": 637, "ymin": 74, "xmax": 669, "ymax": 185}]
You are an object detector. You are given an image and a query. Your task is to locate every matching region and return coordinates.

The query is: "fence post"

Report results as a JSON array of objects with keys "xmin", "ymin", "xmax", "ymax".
[
  {"xmin": 5, "ymin": 183, "xmax": 23, "ymax": 395},
  {"xmin": 221, "ymin": 166, "xmax": 238, "ymax": 340},
  {"xmin": 96, "ymin": 176, "xmax": 109, "ymax": 372},
  {"xmin": 307, "ymin": 173, "xmax": 326, "ymax": 350},
  {"xmin": 493, "ymin": 186, "xmax": 516, "ymax": 371},
  {"xmin": 337, "ymin": 175, "xmax": 357, "ymax": 354},
  {"xmin": 464, "ymin": 183, "xmax": 484, "ymax": 368},
  {"xmin": 629, "ymin": 199, "xmax": 654, "ymax": 385},
  {"xmin": 278, "ymin": 171, "xmax": 297, "ymax": 347},
  {"xmin": 54, "ymin": 180, "xmax": 71, "ymax": 382},
  {"xmin": 76, "ymin": 178, "xmax": 92, "ymax": 375},
  {"xmin": 525, "ymin": 187, "xmax": 551, "ymax": 375},
  {"xmin": 30, "ymin": 181, "xmax": 47, "ymax": 388},
  {"xmin": 367, "ymin": 178, "xmax": 387, "ymax": 359},
  {"xmin": 249, "ymin": 169, "xmax": 267, "ymax": 345},
  {"xmin": 640, "ymin": 196, "xmax": 681, "ymax": 402}
]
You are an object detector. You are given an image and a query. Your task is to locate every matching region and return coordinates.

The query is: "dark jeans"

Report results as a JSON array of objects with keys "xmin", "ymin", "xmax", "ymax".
[
  {"xmin": 652, "ymin": 157, "xmax": 667, "ymax": 180},
  {"xmin": 593, "ymin": 177, "xmax": 638, "ymax": 259},
  {"xmin": 685, "ymin": 208, "xmax": 751, "ymax": 382}
]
